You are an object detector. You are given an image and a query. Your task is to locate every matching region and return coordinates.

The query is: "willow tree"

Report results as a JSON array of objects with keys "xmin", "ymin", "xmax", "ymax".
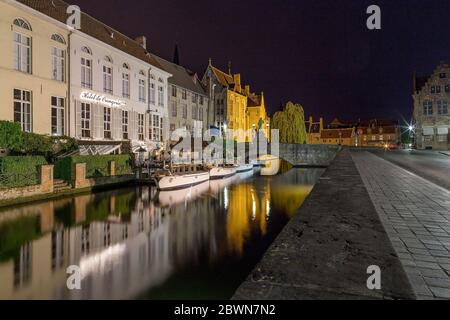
[{"xmin": 271, "ymin": 102, "xmax": 307, "ymax": 144}]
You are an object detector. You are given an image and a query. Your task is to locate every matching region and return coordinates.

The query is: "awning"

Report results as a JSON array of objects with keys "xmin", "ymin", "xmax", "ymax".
[
  {"xmin": 422, "ymin": 127, "xmax": 434, "ymax": 136},
  {"xmin": 437, "ymin": 127, "xmax": 449, "ymax": 135},
  {"xmin": 80, "ymin": 144, "xmax": 121, "ymax": 155}
]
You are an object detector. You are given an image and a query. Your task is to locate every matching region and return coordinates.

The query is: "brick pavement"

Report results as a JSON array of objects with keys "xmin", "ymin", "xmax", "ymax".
[{"xmin": 352, "ymin": 151, "xmax": 450, "ymax": 299}]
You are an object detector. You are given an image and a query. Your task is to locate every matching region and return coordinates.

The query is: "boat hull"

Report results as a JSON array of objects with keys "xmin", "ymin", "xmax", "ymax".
[
  {"xmin": 156, "ymin": 171, "xmax": 210, "ymax": 191},
  {"xmin": 236, "ymin": 163, "xmax": 254, "ymax": 173},
  {"xmin": 209, "ymin": 167, "xmax": 237, "ymax": 180}
]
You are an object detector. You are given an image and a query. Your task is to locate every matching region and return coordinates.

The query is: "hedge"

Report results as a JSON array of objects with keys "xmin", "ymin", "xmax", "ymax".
[
  {"xmin": 54, "ymin": 154, "xmax": 133, "ymax": 182},
  {"xmin": 0, "ymin": 156, "xmax": 48, "ymax": 188}
]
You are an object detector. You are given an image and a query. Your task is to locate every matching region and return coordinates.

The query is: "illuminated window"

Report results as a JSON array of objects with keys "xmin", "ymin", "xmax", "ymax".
[
  {"xmin": 81, "ymin": 103, "xmax": 91, "ymax": 138},
  {"xmin": 14, "ymin": 32, "xmax": 31, "ymax": 73},
  {"xmin": 423, "ymin": 101, "xmax": 433, "ymax": 115},
  {"xmin": 51, "ymin": 96, "xmax": 65, "ymax": 136},
  {"xmin": 51, "ymin": 47, "xmax": 65, "ymax": 81},
  {"xmin": 104, "ymin": 107, "xmax": 111, "ymax": 139},
  {"xmin": 14, "ymin": 89, "xmax": 32, "ymax": 132},
  {"xmin": 122, "ymin": 110, "xmax": 129, "ymax": 140}
]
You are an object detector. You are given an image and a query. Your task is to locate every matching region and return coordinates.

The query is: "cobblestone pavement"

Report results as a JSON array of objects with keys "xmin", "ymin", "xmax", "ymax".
[{"xmin": 352, "ymin": 151, "xmax": 450, "ymax": 299}]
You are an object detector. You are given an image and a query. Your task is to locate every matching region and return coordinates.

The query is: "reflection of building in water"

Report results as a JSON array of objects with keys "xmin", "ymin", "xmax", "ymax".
[
  {"xmin": 224, "ymin": 183, "xmax": 270, "ymax": 255},
  {"xmin": 0, "ymin": 186, "xmax": 223, "ymax": 299}
]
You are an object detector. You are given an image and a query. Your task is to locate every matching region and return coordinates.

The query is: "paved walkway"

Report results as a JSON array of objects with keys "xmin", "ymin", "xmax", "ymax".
[
  {"xmin": 233, "ymin": 150, "xmax": 414, "ymax": 300},
  {"xmin": 352, "ymin": 151, "xmax": 450, "ymax": 299}
]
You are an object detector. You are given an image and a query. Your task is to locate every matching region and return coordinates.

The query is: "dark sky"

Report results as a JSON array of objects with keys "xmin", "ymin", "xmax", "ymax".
[{"xmin": 70, "ymin": 0, "xmax": 450, "ymax": 124}]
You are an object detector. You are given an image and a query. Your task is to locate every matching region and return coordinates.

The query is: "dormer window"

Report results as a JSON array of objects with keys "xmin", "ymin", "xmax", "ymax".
[
  {"xmin": 440, "ymin": 73, "xmax": 446, "ymax": 79},
  {"xmin": 123, "ymin": 63, "xmax": 130, "ymax": 70}
]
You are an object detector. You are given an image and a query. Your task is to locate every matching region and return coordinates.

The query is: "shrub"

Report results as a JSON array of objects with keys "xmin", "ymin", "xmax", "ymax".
[
  {"xmin": 0, "ymin": 121, "xmax": 23, "ymax": 151},
  {"xmin": 54, "ymin": 154, "xmax": 133, "ymax": 182},
  {"xmin": 0, "ymin": 156, "xmax": 48, "ymax": 188}
]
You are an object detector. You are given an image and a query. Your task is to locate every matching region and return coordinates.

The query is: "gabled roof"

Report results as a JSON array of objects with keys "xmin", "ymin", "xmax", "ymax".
[
  {"xmin": 17, "ymin": 0, "xmax": 164, "ymax": 70},
  {"xmin": 152, "ymin": 55, "xmax": 207, "ymax": 96},
  {"xmin": 210, "ymin": 66, "xmax": 235, "ymax": 88}
]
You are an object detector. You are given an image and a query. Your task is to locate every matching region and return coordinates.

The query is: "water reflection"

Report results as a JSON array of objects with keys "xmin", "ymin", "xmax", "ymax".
[{"xmin": 0, "ymin": 167, "xmax": 323, "ymax": 300}]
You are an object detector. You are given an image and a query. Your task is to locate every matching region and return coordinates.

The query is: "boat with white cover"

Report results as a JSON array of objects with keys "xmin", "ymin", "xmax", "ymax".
[{"xmin": 154, "ymin": 164, "xmax": 210, "ymax": 191}]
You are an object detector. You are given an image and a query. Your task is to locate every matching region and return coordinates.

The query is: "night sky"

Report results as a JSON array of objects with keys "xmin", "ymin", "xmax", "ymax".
[{"xmin": 70, "ymin": 0, "xmax": 450, "ymax": 124}]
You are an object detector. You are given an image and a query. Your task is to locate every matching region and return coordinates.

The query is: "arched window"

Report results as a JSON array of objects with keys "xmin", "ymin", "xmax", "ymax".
[
  {"xmin": 81, "ymin": 46, "xmax": 92, "ymax": 55},
  {"xmin": 13, "ymin": 18, "xmax": 32, "ymax": 31},
  {"xmin": 158, "ymin": 78, "xmax": 163, "ymax": 83},
  {"xmin": 123, "ymin": 63, "xmax": 130, "ymax": 70},
  {"xmin": 139, "ymin": 70, "xmax": 146, "ymax": 76},
  {"xmin": 51, "ymin": 34, "xmax": 66, "ymax": 44},
  {"xmin": 104, "ymin": 56, "xmax": 113, "ymax": 63}
]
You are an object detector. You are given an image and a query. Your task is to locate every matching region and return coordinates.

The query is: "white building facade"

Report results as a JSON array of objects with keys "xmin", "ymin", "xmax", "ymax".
[{"xmin": 69, "ymin": 32, "xmax": 171, "ymax": 154}]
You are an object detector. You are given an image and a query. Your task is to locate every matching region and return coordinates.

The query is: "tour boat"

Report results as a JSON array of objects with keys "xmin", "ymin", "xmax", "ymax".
[
  {"xmin": 154, "ymin": 165, "xmax": 210, "ymax": 191},
  {"xmin": 208, "ymin": 165, "xmax": 237, "ymax": 180}
]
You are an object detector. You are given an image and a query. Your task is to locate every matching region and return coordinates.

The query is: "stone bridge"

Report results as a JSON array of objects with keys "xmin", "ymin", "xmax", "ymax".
[{"xmin": 279, "ymin": 144, "xmax": 341, "ymax": 167}]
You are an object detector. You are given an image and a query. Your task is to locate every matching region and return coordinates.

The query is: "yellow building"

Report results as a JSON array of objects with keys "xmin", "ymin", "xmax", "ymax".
[
  {"xmin": 0, "ymin": 0, "xmax": 69, "ymax": 136},
  {"xmin": 203, "ymin": 61, "xmax": 270, "ymax": 142}
]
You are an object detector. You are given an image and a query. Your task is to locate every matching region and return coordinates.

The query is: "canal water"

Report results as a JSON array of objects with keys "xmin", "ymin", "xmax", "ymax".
[{"xmin": 0, "ymin": 166, "xmax": 324, "ymax": 300}]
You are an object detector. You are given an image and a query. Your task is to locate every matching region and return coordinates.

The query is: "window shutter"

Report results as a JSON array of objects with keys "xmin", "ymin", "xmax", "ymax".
[
  {"xmin": 145, "ymin": 112, "xmax": 150, "ymax": 141},
  {"xmin": 75, "ymin": 101, "xmax": 82, "ymax": 138},
  {"xmin": 129, "ymin": 111, "xmax": 137, "ymax": 140},
  {"xmin": 94, "ymin": 104, "xmax": 103, "ymax": 139}
]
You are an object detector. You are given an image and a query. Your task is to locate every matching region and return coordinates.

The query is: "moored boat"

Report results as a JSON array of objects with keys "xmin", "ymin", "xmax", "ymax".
[
  {"xmin": 209, "ymin": 165, "xmax": 237, "ymax": 180},
  {"xmin": 154, "ymin": 165, "xmax": 210, "ymax": 191},
  {"xmin": 236, "ymin": 163, "xmax": 254, "ymax": 173}
]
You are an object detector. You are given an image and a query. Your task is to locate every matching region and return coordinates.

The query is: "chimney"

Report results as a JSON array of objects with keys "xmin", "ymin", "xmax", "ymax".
[
  {"xmin": 135, "ymin": 36, "xmax": 147, "ymax": 50},
  {"xmin": 228, "ymin": 61, "xmax": 232, "ymax": 75},
  {"xmin": 245, "ymin": 85, "xmax": 250, "ymax": 95},
  {"xmin": 319, "ymin": 118, "xmax": 324, "ymax": 131}
]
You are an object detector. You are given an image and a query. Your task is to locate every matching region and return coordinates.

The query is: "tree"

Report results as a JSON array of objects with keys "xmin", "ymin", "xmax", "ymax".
[
  {"xmin": 271, "ymin": 102, "xmax": 307, "ymax": 144},
  {"xmin": 0, "ymin": 121, "xmax": 23, "ymax": 151}
]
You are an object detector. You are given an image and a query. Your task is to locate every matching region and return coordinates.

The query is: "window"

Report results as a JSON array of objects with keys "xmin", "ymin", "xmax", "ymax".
[
  {"xmin": 437, "ymin": 86, "xmax": 441, "ymax": 93},
  {"xmin": 51, "ymin": 96, "xmax": 65, "ymax": 136},
  {"xmin": 192, "ymin": 94, "xmax": 197, "ymax": 103},
  {"xmin": 122, "ymin": 73, "xmax": 130, "ymax": 98},
  {"xmin": 182, "ymin": 104, "xmax": 187, "ymax": 119},
  {"xmin": 51, "ymin": 34, "xmax": 65, "ymax": 44},
  {"xmin": 440, "ymin": 73, "xmax": 446, "ymax": 79},
  {"xmin": 14, "ymin": 32, "xmax": 31, "ymax": 73},
  {"xmin": 158, "ymin": 86, "xmax": 164, "ymax": 107},
  {"xmin": 103, "ymin": 65, "xmax": 113, "ymax": 93},
  {"xmin": 431, "ymin": 86, "xmax": 436, "ymax": 94},
  {"xmin": 138, "ymin": 113, "xmax": 144, "ymax": 141},
  {"xmin": 150, "ymin": 83, "xmax": 156, "ymax": 105},
  {"xmin": 139, "ymin": 79, "xmax": 146, "ymax": 102},
  {"xmin": 104, "ymin": 107, "xmax": 111, "ymax": 139},
  {"xmin": 446, "ymin": 85, "xmax": 450, "ymax": 93},
  {"xmin": 13, "ymin": 18, "xmax": 32, "ymax": 30},
  {"xmin": 81, "ymin": 57, "xmax": 92, "ymax": 89},
  {"xmin": 171, "ymin": 101, "xmax": 177, "ymax": 117},
  {"xmin": 152, "ymin": 115, "xmax": 161, "ymax": 141},
  {"xmin": 51, "ymin": 47, "xmax": 65, "ymax": 81},
  {"xmin": 14, "ymin": 89, "xmax": 31, "ymax": 132},
  {"xmin": 103, "ymin": 58, "xmax": 113, "ymax": 94},
  {"xmin": 200, "ymin": 96, "xmax": 204, "ymax": 105},
  {"xmin": 172, "ymin": 85, "xmax": 177, "ymax": 97},
  {"xmin": 192, "ymin": 105, "xmax": 197, "ymax": 120},
  {"xmin": 81, "ymin": 103, "xmax": 91, "ymax": 138},
  {"xmin": 423, "ymin": 101, "xmax": 433, "ymax": 116},
  {"xmin": 122, "ymin": 110, "xmax": 129, "ymax": 139},
  {"xmin": 199, "ymin": 107, "xmax": 203, "ymax": 121},
  {"xmin": 170, "ymin": 124, "xmax": 176, "ymax": 132},
  {"xmin": 438, "ymin": 100, "xmax": 448, "ymax": 115},
  {"xmin": 182, "ymin": 89, "xmax": 187, "ymax": 100}
]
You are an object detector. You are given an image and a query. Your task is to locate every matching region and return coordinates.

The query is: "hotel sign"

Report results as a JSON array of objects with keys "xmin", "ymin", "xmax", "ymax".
[{"xmin": 80, "ymin": 92, "xmax": 126, "ymax": 108}]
